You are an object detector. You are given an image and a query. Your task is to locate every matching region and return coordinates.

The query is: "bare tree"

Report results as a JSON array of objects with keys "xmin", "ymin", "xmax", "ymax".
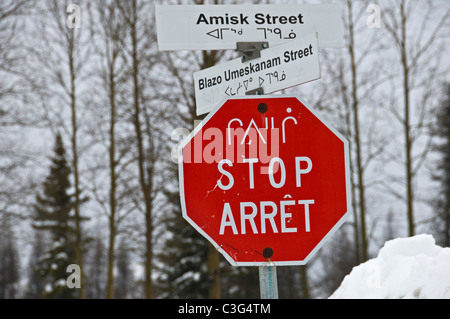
[
  {"xmin": 0, "ymin": 0, "xmax": 38, "ymax": 210},
  {"xmin": 0, "ymin": 0, "xmax": 34, "ymax": 93},
  {"xmin": 161, "ymin": 38, "xmax": 227, "ymax": 300},
  {"xmin": 319, "ymin": 0, "xmax": 393, "ymax": 262},
  {"xmin": 28, "ymin": 0, "xmax": 92, "ymax": 298},
  {"xmin": 0, "ymin": 0, "xmax": 39, "ymax": 299},
  {"xmin": 384, "ymin": 0, "xmax": 449, "ymax": 236},
  {"xmin": 116, "ymin": 0, "xmax": 164, "ymax": 298},
  {"xmin": 343, "ymin": 0, "xmax": 369, "ymax": 262},
  {"xmin": 86, "ymin": 0, "xmax": 133, "ymax": 299}
]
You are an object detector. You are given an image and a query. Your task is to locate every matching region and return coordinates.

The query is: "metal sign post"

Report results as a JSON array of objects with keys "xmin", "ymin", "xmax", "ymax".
[
  {"xmin": 259, "ymin": 266, "xmax": 278, "ymax": 299},
  {"xmin": 259, "ymin": 248, "xmax": 278, "ymax": 299},
  {"xmin": 241, "ymin": 68, "xmax": 279, "ymax": 300}
]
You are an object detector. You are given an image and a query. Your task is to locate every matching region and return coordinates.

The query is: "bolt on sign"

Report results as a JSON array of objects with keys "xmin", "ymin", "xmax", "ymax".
[{"xmin": 178, "ymin": 96, "xmax": 351, "ymax": 266}]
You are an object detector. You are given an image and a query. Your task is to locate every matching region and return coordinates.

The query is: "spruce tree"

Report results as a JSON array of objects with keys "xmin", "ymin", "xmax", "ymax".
[
  {"xmin": 0, "ymin": 218, "xmax": 20, "ymax": 299},
  {"xmin": 85, "ymin": 233, "xmax": 106, "ymax": 299},
  {"xmin": 115, "ymin": 238, "xmax": 131, "ymax": 299},
  {"xmin": 156, "ymin": 189, "xmax": 210, "ymax": 298},
  {"xmin": 433, "ymin": 84, "xmax": 450, "ymax": 247},
  {"xmin": 26, "ymin": 231, "xmax": 47, "ymax": 299},
  {"xmin": 32, "ymin": 133, "xmax": 78, "ymax": 299}
]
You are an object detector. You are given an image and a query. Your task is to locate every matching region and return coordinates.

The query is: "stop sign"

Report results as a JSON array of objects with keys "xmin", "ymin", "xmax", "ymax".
[{"xmin": 178, "ymin": 96, "xmax": 351, "ymax": 266}]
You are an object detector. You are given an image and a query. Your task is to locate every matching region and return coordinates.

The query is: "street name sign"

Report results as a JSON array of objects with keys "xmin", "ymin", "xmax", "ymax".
[
  {"xmin": 194, "ymin": 32, "xmax": 320, "ymax": 115},
  {"xmin": 155, "ymin": 4, "xmax": 344, "ymax": 50},
  {"xmin": 178, "ymin": 96, "xmax": 351, "ymax": 266}
]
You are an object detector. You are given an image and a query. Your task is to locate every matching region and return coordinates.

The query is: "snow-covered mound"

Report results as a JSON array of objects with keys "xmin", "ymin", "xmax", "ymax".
[{"xmin": 330, "ymin": 234, "xmax": 450, "ymax": 299}]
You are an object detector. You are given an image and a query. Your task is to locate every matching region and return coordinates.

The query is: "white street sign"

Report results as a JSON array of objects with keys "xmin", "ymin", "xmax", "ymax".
[
  {"xmin": 155, "ymin": 4, "xmax": 344, "ymax": 50},
  {"xmin": 194, "ymin": 32, "xmax": 320, "ymax": 115}
]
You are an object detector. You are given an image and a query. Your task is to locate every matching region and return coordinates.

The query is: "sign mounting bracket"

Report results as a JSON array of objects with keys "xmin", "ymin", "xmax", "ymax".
[
  {"xmin": 237, "ymin": 42, "xmax": 268, "ymax": 96},
  {"xmin": 236, "ymin": 41, "xmax": 269, "ymax": 63},
  {"xmin": 246, "ymin": 87, "xmax": 264, "ymax": 96}
]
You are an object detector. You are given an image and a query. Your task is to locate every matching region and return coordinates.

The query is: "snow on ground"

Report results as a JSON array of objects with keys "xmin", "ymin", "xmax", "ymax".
[{"xmin": 330, "ymin": 234, "xmax": 450, "ymax": 299}]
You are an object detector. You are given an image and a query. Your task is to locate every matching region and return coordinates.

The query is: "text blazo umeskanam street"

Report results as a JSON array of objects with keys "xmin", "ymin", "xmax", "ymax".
[{"xmin": 198, "ymin": 44, "xmax": 314, "ymax": 90}]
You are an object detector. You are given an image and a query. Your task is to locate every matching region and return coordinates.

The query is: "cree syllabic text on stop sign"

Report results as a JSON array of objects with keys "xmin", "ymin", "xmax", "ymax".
[{"xmin": 179, "ymin": 96, "xmax": 351, "ymax": 266}]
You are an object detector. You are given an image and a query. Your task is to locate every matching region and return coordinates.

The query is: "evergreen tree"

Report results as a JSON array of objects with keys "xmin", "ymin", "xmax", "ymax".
[
  {"xmin": 221, "ymin": 266, "xmax": 259, "ymax": 299},
  {"xmin": 157, "ymin": 190, "xmax": 258, "ymax": 298},
  {"xmin": 156, "ymin": 190, "xmax": 210, "ymax": 298},
  {"xmin": 0, "ymin": 218, "xmax": 19, "ymax": 299},
  {"xmin": 318, "ymin": 229, "xmax": 356, "ymax": 296},
  {"xmin": 26, "ymin": 231, "xmax": 47, "ymax": 299},
  {"xmin": 85, "ymin": 233, "xmax": 106, "ymax": 299},
  {"xmin": 115, "ymin": 237, "xmax": 131, "ymax": 299},
  {"xmin": 32, "ymin": 133, "xmax": 78, "ymax": 299},
  {"xmin": 432, "ymin": 83, "xmax": 450, "ymax": 247}
]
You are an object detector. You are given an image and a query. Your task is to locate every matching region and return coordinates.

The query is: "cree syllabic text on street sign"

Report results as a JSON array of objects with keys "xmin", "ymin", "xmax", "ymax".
[
  {"xmin": 155, "ymin": 4, "xmax": 344, "ymax": 50},
  {"xmin": 194, "ymin": 32, "xmax": 320, "ymax": 115},
  {"xmin": 178, "ymin": 96, "xmax": 351, "ymax": 266}
]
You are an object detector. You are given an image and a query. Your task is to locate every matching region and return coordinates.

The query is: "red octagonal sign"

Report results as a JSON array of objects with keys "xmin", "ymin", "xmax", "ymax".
[{"xmin": 178, "ymin": 96, "xmax": 351, "ymax": 266}]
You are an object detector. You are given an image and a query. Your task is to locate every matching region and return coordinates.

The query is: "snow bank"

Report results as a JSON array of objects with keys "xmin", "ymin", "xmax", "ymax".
[{"xmin": 330, "ymin": 234, "xmax": 450, "ymax": 299}]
